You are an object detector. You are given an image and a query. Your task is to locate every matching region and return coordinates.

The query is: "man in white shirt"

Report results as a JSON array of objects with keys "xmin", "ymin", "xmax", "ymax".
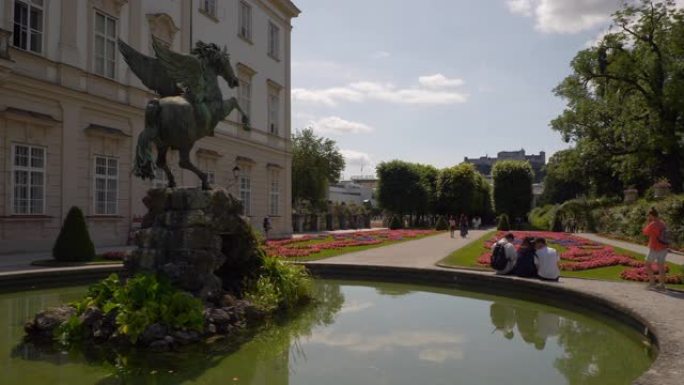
[
  {"xmin": 534, "ymin": 237, "xmax": 560, "ymax": 281},
  {"xmin": 492, "ymin": 233, "xmax": 518, "ymax": 275}
]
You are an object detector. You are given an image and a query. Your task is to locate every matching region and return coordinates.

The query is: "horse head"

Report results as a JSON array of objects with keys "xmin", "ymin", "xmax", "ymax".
[{"xmin": 191, "ymin": 41, "xmax": 239, "ymax": 88}]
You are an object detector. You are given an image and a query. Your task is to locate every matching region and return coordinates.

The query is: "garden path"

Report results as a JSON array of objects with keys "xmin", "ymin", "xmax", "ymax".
[
  {"xmin": 578, "ymin": 233, "xmax": 684, "ymax": 265},
  {"xmin": 309, "ymin": 230, "xmax": 489, "ymax": 268}
]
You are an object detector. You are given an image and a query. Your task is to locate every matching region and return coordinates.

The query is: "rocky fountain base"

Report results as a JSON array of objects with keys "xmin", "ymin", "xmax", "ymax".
[{"xmin": 24, "ymin": 188, "xmax": 291, "ymax": 351}]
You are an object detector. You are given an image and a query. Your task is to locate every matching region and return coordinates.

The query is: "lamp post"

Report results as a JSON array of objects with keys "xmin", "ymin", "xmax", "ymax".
[{"xmin": 226, "ymin": 165, "xmax": 241, "ymax": 194}]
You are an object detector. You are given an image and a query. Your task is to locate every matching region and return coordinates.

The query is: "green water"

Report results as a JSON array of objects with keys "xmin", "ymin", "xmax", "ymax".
[{"xmin": 0, "ymin": 280, "xmax": 653, "ymax": 385}]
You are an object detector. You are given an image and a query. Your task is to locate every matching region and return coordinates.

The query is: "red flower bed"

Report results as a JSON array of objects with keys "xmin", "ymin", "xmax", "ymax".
[
  {"xmin": 475, "ymin": 231, "xmax": 683, "ymax": 283},
  {"xmin": 265, "ymin": 229, "xmax": 436, "ymax": 258}
]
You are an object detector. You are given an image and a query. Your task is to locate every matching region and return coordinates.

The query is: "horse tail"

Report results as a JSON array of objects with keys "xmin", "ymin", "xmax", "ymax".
[{"xmin": 133, "ymin": 100, "xmax": 160, "ymax": 180}]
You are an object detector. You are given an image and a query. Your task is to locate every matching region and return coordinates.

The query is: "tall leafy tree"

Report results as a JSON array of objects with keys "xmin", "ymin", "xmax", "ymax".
[
  {"xmin": 291, "ymin": 129, "xmax": 345, "ymax": 209},
  {"xmin": 376, "ymin": 160, "xmax": 426, "ymax": 217},
  {"xmin": 492, "ymin": 160, "xmax": 534, "ymax": 219},
  {"xmin": 552, "ymin": 0, "xmax": 684, "ymax": 192},
  {"xmin": 541, "ymin": 149, "xmax": 589, "ymax": 204},
  {"xmin": 436, "ymin": 163, "xmax": 478, "ymax": 216}
]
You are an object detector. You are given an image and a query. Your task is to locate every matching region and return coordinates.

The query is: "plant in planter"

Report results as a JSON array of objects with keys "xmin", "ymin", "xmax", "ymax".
[
  {"xmin": 653, "ymin": 178, "xmax": 671, "ymax": 199},
  {"xmin": 623, "ymin": 186, "xmax": 639, "ymax": 203}
]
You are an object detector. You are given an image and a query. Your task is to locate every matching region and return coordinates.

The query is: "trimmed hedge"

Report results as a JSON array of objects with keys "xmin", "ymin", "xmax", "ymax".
[{"xmin": 52, "ymin": 206, "xmax": 96, "ymax": 262}]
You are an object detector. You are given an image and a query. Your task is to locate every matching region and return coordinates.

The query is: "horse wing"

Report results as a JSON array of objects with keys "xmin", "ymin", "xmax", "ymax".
[
  {"xmin": 152, "ymin": 37, "xmax": 206, "ymax": 101},
  {"xmin": 117, "ymin": 39, "xmax": 182, "ymax": 97}
]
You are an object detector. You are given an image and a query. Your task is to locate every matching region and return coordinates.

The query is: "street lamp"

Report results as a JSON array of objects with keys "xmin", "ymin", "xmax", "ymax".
[{"xmin": 232, "ymin": 165, "xmax": 241, "ymax": 180}]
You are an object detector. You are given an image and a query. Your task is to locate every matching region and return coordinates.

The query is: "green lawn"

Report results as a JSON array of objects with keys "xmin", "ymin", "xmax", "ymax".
[
  {"xmin": 285, "ymin": 231, "xmax": 445, "ymax": 262},
  {"xmin": 438, "ymin": 230, "xmax": 684, "ymax": 290}
]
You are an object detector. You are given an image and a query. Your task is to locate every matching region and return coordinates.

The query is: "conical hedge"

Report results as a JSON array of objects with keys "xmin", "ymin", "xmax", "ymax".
[
  {"xmin": 52, "ymin": 206, "xmax": 96, "ymax": 262},
  {"xmin": 497, "ymin": 214, "xmax": 511, "ymax": 231},
  {"xmin": 388, "ymin": 215, "xmax": 403, "ymax": 230}
]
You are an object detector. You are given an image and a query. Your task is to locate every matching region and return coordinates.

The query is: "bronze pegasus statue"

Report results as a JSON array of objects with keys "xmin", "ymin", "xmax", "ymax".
[{"xmin": 118, "ymin": 38, "xmax": 249, "ymax": 190}]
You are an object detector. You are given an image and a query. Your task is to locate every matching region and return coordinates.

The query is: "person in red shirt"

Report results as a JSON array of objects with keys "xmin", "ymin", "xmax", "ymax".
[{"xmin": 642, "ymin": 207, "xmax": 668, "ymax": 290}]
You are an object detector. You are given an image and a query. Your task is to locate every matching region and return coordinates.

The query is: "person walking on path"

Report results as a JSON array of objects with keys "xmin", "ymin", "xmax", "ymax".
[
  {"xmin": 262, "ymin": 217, "xmax": 272, "ymax": 241},
  {"xmin": 534, "ymin": 237, "xmax": 560, "ymax": 282},
  {"xmin": 642, "ymin": 207, "xmax": 669, "ymax": 291},
  {"xmin": 459, "ymin": 214, "xmax": 469, "ymax": 238},
  {"xmin": 448, "ymin": 216, "xmax": 457, "ymax": 238}
]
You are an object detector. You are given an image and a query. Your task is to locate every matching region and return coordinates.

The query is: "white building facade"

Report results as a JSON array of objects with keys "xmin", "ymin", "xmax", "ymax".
[{"xmin": 0, "ymin": 0, "xmax": 300, "ymax": 253}]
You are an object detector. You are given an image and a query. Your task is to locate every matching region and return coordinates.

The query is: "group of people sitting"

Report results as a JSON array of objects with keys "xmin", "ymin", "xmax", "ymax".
[{"xmin": 491, "ymin": 233, "xmax": 560, "ymax": 281}]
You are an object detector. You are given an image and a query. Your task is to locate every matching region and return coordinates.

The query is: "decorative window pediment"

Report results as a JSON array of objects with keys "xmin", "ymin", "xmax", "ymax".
[{"xmin": 92, "ymin": 0, "xmax": 128, "ymax": 15}]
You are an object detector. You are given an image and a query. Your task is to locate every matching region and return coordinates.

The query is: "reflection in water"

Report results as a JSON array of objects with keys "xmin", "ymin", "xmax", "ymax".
[
  {"xmin": 0, "ymin": 281, "xmax": 653, "ymax": 385},
  {"xmin": 8, "ymin": 282, "xmax": 345, "ymax": 385},
  {"xmin": 489, "ymin": 301, "xmax": 651, "ymax": 385}
]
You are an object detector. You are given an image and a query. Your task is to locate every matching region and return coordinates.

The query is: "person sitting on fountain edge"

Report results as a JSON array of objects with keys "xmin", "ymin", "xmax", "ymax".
[
  {"xmin": 534, "ymin": 237, "xmax": 560, "ymax": 282},
  {"xmin": 491, "ymin": 233, "xmax": 517, "ymax": 275},
  {"xmin": 510, "ymin": 237, "xmax": 539, "ymax": 278}
]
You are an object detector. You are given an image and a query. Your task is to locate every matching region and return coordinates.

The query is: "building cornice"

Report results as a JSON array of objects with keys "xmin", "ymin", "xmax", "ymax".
[{"xmin": 267, "ymin": 0, "xmax": 301, "ymax": 19}]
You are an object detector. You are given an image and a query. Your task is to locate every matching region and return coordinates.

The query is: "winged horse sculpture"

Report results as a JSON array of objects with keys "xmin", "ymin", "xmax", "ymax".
[{"xmin": 118, "ymin": 38, "xmax": 249, "ymax": 190}]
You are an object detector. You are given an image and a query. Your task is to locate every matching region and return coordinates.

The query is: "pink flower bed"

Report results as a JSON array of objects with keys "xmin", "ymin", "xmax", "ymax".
[
  {"xmin": 265, "ymin": 229, "xmax": 436, "ymax": 258},
  {"xmin": 476, "ymin": 231, "xmax": 683, "ymax": 284}
]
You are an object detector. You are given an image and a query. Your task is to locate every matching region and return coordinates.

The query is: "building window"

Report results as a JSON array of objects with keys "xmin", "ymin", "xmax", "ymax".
[
  {"xmin": 238, "ymin": 1, "xmax": 252, "ymax": 41},
  {"xmin": 13, "ymin": 0, "xmax": 44, "ymax": 54},
  {"xmin": 268, "ymin": 87, "xmax": 280, "ymax": 135},
  {"xmin": 269, "ymin": 170, "xmax": 280, "ymax": 216},
  {"xmin": 198, "ymin": 170, "xmax": 215, "ymax": 187},
  {"xmin": 200, "ymin": 0, "xmax": 217, "ymax": 18},
  {"xmin": 152, "ymin": 168, "xmax": 168, "ymax": 189},
  {"xmin": 238, "ymin": 71, "xmax": 252, "ymax": 121},
  {"xmin": 268, "ymin": 21, "xmax": 280, "ymax": 59},
  {"xmin": 94, "ymin": 11, "xmax": 117, "ymax": 78},
  {"xmin": 12, "ymin": 144, "xmax": 45, "ymax": 215},
  {"xmin": 239, "ymin": 167, "xmax": 251, "ymax": 216},
  {"xmin": 94, "ymin": 156, "xmax": 118, "ymax": 215}
]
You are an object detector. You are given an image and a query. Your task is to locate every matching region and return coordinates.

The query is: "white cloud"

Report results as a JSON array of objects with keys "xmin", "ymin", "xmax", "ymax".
[
  {"xmin": 507, "ymin": 0, "xmax": 534, "ymax": 16},
  {"xmin": 305, "ymin": 330, "xmax": 465, "ymax": 363},
  {"xmin": 372, "ymin": 51, "xmax": 391, "ymax": 59},
  {"xmin": 418, "ymin": 74, "xmax": 465, "ymax": 89},
  {"xmin": 506, "ymin": 0, "xmax": 621, "ymax": 34},
  {"xmin": 339, "ymin": 300, "xmax": 374, "ymax": 314},
  {"xmin": 308, "ymin": 116, "xmax": 375, "ymax": 135},
  {"xmin": 293, "ymin": 75, "xmax": 468, "ymax": 107}
]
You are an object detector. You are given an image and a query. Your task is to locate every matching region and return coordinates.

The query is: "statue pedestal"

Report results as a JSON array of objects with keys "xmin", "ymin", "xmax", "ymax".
[{"xmin": 127, "ymin": 188, "xmax": 248, "ymax": 300}]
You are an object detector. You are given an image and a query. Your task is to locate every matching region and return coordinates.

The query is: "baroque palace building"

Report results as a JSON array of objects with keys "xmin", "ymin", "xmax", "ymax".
[{"xmin": 0, "ymin": 0, "xmax": 300, "ymax": 253}]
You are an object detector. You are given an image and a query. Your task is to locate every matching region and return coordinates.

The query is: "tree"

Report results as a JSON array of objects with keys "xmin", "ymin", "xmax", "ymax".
[
  {"xmin": 52, "ymin": 206, "xmax": 96, "ymax": 262},
  {"xmin": 436, "ymin": 163, "xmax": 478, "ymax": 216},
  {"xmin": 492, "ymin": 160, "xmax": 534, "ymax": 219},
  {"xmin": 541, "ymin": 149, "xmax": 589, "ymax": 204},
  {"xmin": 552, "ymin": 0, "xmax": 684, "ymax": 193},
  {"xmin": 376, "ymin": 160, "xmax": 425, "ymax": 217},
  {"xmin": 291, "ymin": 129, "xmax": 345, "ymax": 209}
]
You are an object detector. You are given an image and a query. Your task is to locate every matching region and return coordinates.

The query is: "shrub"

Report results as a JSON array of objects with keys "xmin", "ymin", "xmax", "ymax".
[
  {"xmin": 435, "ymin": 216, "xmax": 449, "ymax": 231},
  {"xmin": 530, "ymin": 205, "xmax": 556, "ymax": 230},
  {"xmin": 388, "ymin": 215, "xmax": 404, "ymax": 230},
  {"xmin": 52, "ymin": 206, "xmax": 96, "ymax": 262},
  {"xmin": 245, "ymin": 256, "xmax": 313, "ymax": 312},
  {"xmin": 56, "ymin": 273, "xmax": 204, "ymax": 345},
  {"xmin": 497, "ymin": 214, "xmax": 511, "ymax": 231}
]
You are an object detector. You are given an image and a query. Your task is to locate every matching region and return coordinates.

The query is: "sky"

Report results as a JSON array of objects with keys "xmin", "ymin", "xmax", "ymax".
[{"xmin": 289, "ymin": 0, "xmax": 647, "ymax": 179}]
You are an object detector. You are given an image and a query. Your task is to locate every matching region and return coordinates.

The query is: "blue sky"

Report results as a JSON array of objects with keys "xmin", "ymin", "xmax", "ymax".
[{"xmin": 290, "ymin": 0, "xmax": 632, "ymax": 178}]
